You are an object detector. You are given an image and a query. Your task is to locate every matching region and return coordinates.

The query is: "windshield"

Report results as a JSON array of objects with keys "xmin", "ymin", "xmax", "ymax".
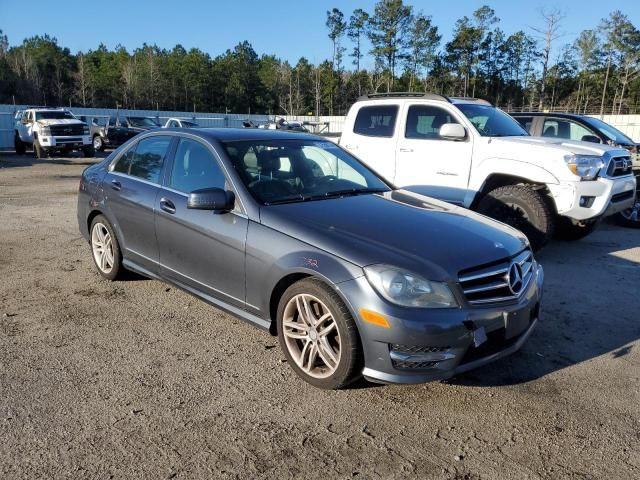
[
  {"xmin": 457, "ymin": 104, "xmax": 529, "ymax": 137},
  {"xmin": 223, "ymin": 139, "xmax": 391, "ymax": 205},
  {"xmin": 583, "ymin": 117, "xmax": 635, "ymax": 145},
  {"xmin": 35, "ymin": 111, "xmax": 75, "ymax": 121},
  {"xmin": 128, "ymin": 117, "xmax": 159, "ymax": 127}
]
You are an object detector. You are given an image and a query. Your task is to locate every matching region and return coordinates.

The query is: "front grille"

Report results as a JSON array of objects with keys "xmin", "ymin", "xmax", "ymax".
[
  {"xmin": 392, "ymin": 359, "xmax": 439, "ymax": 370},
  {"xmin": 459, "ymin": 249, "xmax": 534, "ymax": 306},
  {"xmin": 606, "ymin": 156, "xmax": 633, "ymax": 177},
  {"xmin": 49, "ymin": 124, "xmax": 85, "ymax": 136}
]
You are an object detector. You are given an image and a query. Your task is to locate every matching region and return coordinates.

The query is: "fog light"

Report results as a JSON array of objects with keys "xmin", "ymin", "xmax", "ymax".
[{"xmin": 579, "ymin": 196, "xmax": 595, "ymax": 208}]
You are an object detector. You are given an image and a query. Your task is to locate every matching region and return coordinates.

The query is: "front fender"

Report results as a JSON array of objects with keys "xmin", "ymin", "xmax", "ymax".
[{"xmin": 467, "ymin": 157, "xmax": 560, "ymax": 205}]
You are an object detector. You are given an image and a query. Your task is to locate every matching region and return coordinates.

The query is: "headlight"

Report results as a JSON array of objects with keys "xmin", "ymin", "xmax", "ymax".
[
  {"xmin": 83, "ymin": 125, "xmax": 90, "ymax": 134},
  {"xmin": 364, "ymin": 265, "xmax": 458, "ymax": 308},
  {"xmin": 40, "ymin": 126, "xmax": 51, "ymax": 136},
  {"xmin": 564, "ymin": 154, "xmax": 605, "ymax": 180}
]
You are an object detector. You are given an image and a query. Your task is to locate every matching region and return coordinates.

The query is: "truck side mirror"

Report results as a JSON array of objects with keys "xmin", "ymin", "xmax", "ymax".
[{"xmin": 439, "ymin": 123, "xmax": 466, "ymax": 141}]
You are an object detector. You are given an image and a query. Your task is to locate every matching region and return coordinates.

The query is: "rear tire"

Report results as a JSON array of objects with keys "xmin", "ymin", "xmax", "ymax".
[
  {"xmin": 277, "ymin": 278, "xmax": 362, "ymax": 389},
  {"xmin": 83, "ymin": 145, "xmax": 96, "ymax": 157},
  {"xmin": 89, "ymin": 215, "xmax": 124, "ymax": 280},
  {"xmin": 14, "ymin": 133, "xmax": 26, "ymax": 155},
  {"xmin": 554, "ymin": 217, "xmax": 600, "ymax": 240},
  {"xmin": 476, "ymin": 185, "xmax": 554, "ymax": 252}
]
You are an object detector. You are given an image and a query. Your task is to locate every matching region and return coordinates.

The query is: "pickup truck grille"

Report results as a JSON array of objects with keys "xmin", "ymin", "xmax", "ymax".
[
  {"xmin": 606, "ymin": 156, "xmax": 633, "ymax": 177},
  {"xmin": 49, "ymin": 124, "xmax": 85, "ymax": 136},
  {"xmin": 459, "ymin": 249, "xmax": 534, "ymax": 305}
]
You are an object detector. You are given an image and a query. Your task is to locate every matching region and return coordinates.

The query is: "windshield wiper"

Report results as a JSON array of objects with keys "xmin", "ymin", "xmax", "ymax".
[
  {"xmin": 322, "ymin": 187, "xmax": 388, "ymax": 198},
  {"xmin": 264, "ymin": 188, "xmax": 388, "ymax": 205}
]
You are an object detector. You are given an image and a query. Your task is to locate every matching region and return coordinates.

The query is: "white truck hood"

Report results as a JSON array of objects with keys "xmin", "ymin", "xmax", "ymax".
[
  {"xmin": 490, "ymin": 136, "xmax": 627, "ymax": 157},
  {"xmin": 37, "ymin": 119, "xmax": 84, "ymax": 126}
]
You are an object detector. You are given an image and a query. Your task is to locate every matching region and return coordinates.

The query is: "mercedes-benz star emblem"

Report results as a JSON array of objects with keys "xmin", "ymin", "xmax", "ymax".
[{"xmin": 507, "ymin": 262, "xmax": 523, "ymax": 295}]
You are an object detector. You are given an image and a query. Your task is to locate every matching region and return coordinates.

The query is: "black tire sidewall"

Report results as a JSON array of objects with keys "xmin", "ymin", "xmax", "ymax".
[
  {"xmin": 276, "ymin": 278, "xmax": 362, "ymax": 389},
  {"xmin": 93, "ymin": 135, "xmax": 103, "ymax": 151},
  {"xmin": 90, "ymin": 215, "xmax": 123, "ymax": 280}
]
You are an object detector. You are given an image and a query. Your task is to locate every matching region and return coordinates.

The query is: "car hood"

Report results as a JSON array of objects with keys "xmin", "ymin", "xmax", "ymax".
[
  {"xmin": 491, "ymin": 136, "xmax": 629, "ymax": 157},
  {"xmin": 37, "ymin": 119, "xmax": 84, "ymax": 126},
  {"xmin": 259, "ymin": 190, "xmax": 528, "ymax": 282}
]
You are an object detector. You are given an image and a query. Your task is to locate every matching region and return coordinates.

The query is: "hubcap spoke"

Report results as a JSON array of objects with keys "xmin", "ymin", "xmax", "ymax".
[{"xmin": 317, "ymin": 338, "xmax": 338, "ymax": 368}]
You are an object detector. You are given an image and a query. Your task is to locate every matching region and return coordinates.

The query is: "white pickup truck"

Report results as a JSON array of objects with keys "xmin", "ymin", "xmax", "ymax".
[
  {"xmin": 339, "ymin": 93, "xmax": 636, "ymax": 249},
  {"xmin": 14, "ymin": 107, "xmax": 94, "ymax": 158}
]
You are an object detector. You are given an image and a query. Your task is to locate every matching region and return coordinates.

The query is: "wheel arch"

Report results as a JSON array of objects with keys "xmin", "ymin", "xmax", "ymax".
[{"xmin": 470, "ymin": 172, "xmax": 556, "ymax": 213}]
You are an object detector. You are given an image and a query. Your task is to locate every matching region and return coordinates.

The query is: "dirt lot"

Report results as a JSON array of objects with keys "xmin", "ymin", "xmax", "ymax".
[{"xmin": 0, "ymin": 152, "xmax": 639, "ymax": 480}]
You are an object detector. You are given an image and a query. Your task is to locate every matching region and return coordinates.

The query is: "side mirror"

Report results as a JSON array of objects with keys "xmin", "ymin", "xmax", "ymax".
[
  {"xmin": 439, "ymin": 123, "xmax": 466, "ymax": 141},
  {"xmin": 581, "ymin": 135, "xmax": 602, "ymax": 144},
  {"xmin": 188, "ymin": 188, "xmax": 235, "ymax": 213}
]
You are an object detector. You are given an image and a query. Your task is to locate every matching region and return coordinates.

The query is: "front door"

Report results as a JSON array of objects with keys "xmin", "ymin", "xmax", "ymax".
[
  {"xmin": 103, "ymin": 135, "xmax": 173, "ymax": 273},
  {"xmin": 156, "ymin": 137, "xmax": 248, "ymax": 308},
  {"xmin": 394, "ymin": 104, "xmax": 473, "ymax": 205}
]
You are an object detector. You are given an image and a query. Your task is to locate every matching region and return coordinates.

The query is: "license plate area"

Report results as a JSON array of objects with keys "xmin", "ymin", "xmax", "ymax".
[{"xmin": 504, "ymin": 308, "xmax": 531, "ymax": 339}]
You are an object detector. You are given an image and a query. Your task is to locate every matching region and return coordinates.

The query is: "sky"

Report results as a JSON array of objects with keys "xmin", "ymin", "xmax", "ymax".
[{"xmin": 1, "ymin": 0, "xmax": 638, "ymax": 68}]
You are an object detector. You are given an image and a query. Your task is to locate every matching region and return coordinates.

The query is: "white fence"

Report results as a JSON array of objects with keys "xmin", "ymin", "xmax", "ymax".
[{"xmin": 0, "ymin": 104, "xmax": 637, "ymax": 151}]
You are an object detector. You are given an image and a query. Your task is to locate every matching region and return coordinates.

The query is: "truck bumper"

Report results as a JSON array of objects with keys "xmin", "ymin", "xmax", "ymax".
[
  {"xmin": 549, "ymin": 175, "xmax": 636, "ymax": 221},
  {"xmin": 39, "ymin": 135, "xmax": 92, "ymax": 149}
]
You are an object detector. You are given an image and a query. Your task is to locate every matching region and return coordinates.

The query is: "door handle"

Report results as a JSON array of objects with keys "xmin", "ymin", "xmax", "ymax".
[
  {"xmin": 110, "ymin": 180, "xmax": 122, "ymax": 191},
  {"xmin": 160, "ymin": 198, "xmax": 176, "ymax": 214},
  {"xmin": 399, "ymin": 147, "xmax": 414, "ymax": 153}
]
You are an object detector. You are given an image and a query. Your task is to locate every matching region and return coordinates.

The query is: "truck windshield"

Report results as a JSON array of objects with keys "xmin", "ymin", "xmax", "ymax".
[
  {"xmin": 457, "ymin": 104, "xmax": 529, "ymax": 137},
  {"xmin": 583, "ymin": 117, "xmax": 635, "ymax": 145},
  {"xmin": 35, "ymin": 111, "xmax": 75, "ymax": 121},
  {"xmin": 128, "ymin": 117, "xmax": 160, "ymax": 128},
  {"xmin": 223, "ymin": 139, "xmax": 391, "ymax": 205}
]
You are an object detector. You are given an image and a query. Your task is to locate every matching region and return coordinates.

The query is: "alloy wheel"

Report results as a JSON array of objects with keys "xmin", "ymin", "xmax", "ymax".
[
  {"xmin": 91, "ymin": 222, "xmax": 115, "ymax": 274},
  {"xmin": 282, "ymin": 293, "xmax": 341, "ymax": 379}
]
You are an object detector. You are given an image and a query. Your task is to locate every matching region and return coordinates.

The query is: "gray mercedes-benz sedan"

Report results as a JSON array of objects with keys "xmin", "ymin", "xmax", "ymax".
[{"xmin": 77, "ymin": 128, "xmax": 543, "ymax": 389}]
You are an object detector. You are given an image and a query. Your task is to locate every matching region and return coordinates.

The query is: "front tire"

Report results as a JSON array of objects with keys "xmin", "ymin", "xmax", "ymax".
[
  {"xmin": 33, "ymin": 139, "xmax": 45, "ymax": 159},
  {"xmin": 90, "ymin": 215, "xmax": 124, "ymax": 280},
  {"xmin": 476, "ymin": 185, "xmax": 554, "ymax": 251},
  {"xmin": 555, "ymin": 217, "xmax": 600, "ymax": 240},
  {"xmin": 93, "ymin": 135, "xmax": 104, "ymax": 151},
  {"xmin": 277, "ymin": 278, "xmax": 362, "ymax": 389},
  {"xmin": 83, "ymin": 145, "xmax": 96, "ymax": 157},
  {"xmin": 14, "ymin": 133, "xmax": 26, "ymax": 155},
  {"xmin": 614, "ymin": 194, "xmax": 640, "ymax": 228}
]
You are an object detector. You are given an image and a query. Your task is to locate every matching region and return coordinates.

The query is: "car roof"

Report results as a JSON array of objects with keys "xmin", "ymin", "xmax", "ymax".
[
  {"xmin": 511, "ymin": 112, "xmax": 587, "ymax": 120},
  {"xmin": 179, "ymin": 127, "xmax": 320, "ymax": 143}
]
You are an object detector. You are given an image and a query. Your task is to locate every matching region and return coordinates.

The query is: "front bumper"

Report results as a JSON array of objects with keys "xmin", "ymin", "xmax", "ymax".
[
  {"xmin": 336, "ymin": 263, "xmax": 544, "ymax": 385},
  {"xmin": 39, "ymin": 135, "xmax": 92, "ymax": 148},
  {"xmin": 549, "ymin": 176, "xmax": 636, "ymax": 221}
]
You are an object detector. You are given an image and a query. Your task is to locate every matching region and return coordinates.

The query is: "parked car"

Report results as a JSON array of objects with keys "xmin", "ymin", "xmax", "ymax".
[
  {"xmin": 163, "ymin": 117, "xmax": 199, "ymax": 128},
  {"xmin": 76, "ymin": 115, "xmax": 110, "ymax": 152},
  {"xmin": 14, "ymin": 107, "xmax": 94, "ymax": 158},
  {"xmin": 104, "ymin": 116, "xmax": 160, "ymax": 148},
  {"xmin": 338, "ymin": 93, "xmax": 636, "ymax": 250},
  {"xmin": 78, "ymin": 128, "xmax": 543, "ymax": 389},
  {"xmin": 511, "ymin": 112, "xmax": 640, "ymax": 228}
]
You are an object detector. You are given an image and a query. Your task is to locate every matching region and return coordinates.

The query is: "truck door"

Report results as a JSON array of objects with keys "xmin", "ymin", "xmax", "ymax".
[
  {"xmin": 394, "ymin": 104, "xmax": 473, "ymax": 205},
  {"xmin": 341, "ymin": 104, "xmax": 400, "ymax": 182}
]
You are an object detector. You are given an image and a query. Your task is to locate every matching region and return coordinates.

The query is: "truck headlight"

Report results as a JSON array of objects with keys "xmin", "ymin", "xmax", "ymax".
[
  {"xmin": 40, "ymin": 126, "xmax": 51, "ymax": 136},
  {"xmin": 364, "ymin": 265, "xmax": 458, "ymax": 308},
  {"xmin": 565, "ymin": 155, "xmax": 604, "ymax": 180},
  {"xmin": 83, "ymin": 126, "xmax": 90, "ymax": 134}
]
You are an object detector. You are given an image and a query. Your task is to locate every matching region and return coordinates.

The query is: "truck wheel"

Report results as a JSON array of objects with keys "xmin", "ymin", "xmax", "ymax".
[
  {"xmin": 93, "ymin": 135, "xmax": 104, "ymax": 151},
  {"xmin": 14, "ymin": 133, "xmax": 26, "ymax": 155},
  {"xmin": 33, "ymin": 139, "xmax": 45, "ymax": 159},
  {"xmin": 476, "ymin": 185, "xmax": 554, "ymax": 251},
  {"xmin": 614, "ymin": 195, "xmax": 640, "ymax": 229},
  {"xmin": 555, "ymin": 217, "xmax": 600, "ymax": 240},
  {"xmin": 83, "ymin": 145, "xmax": 96, "ymax": 157}
]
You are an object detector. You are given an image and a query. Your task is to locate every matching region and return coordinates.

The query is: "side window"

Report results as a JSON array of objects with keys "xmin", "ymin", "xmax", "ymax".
[
  {"xmin": 128, "ymin": 136, "xmax": 172, "ymax": 183},
  {"xmin": 405, "ymin": 105, "xmax": 459, "ymax": 139},
  {"xmin": 113, "ymin": 144, "xmax": 137, "ymax": 174},
  {"xmin": 542, "ymin": 119, "xmax": 594, "ymax": 141},
  {"xmin": 169, "ymin": 138, "xmax": 226, "ymax": 193},
  {"xmin": 353, "ymin": 105, "xmax": 398, "ymax": 137},
  {"xmin": 515, "ymin": 116, "xmax": 533, "ymax": 133},
  {"xmin": 119, "ymin": 118, "xmax": 129, "ymax": 128}
]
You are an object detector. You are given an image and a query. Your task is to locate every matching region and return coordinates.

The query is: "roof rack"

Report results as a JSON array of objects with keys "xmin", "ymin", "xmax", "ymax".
[
  {"xmin": 356, "ymin": 92, "xmax": 451, "ymax": 102},
  {"xmin": 449, "ymin": 97, "xmax": 493, "ymax": 106}
]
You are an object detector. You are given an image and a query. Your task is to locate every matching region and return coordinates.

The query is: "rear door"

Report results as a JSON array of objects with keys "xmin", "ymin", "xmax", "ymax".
[
  {"xmin": 156, "ymin": 137, "xmax": 248, "ymax": 308},
  {"xmin": 394, "ymin": 103, "xmax": 473, "ymax": 205},
  {"xmin": 103, "ymin": 135, "xmax": 173, "ymax": 273},
  {"xmin": 341, "ymin": 103, "xmax": 400, "ymax": 181}
]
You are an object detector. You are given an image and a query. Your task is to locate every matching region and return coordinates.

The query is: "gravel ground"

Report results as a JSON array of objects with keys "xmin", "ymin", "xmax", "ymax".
[{"xmin": 1, "ymin": 152, "xmax": 639, "ymax": 480}]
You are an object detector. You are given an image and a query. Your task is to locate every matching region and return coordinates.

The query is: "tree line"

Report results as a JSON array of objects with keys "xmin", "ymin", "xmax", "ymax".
[{"xmin": 0, "ymin": 1, "xmax": 639, "ymax": 116}]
